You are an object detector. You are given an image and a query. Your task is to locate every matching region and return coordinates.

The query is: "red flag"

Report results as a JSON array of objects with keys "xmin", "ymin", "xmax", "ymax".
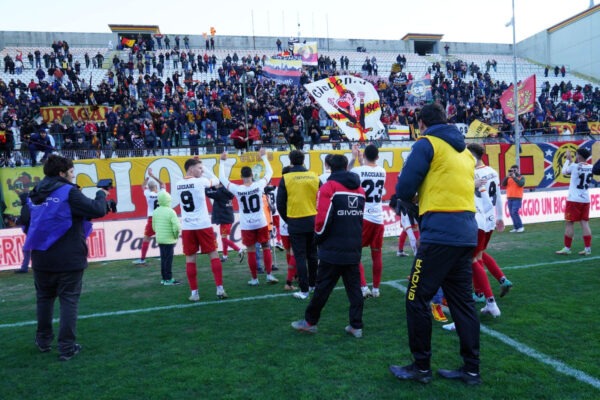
[{"xmin": 500, "ymin": 75, "xmax": 536, "ymax": 121}]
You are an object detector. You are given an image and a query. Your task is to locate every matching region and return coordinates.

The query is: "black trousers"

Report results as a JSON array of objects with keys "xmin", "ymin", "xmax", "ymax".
[
  {"xmin": 289, "ymin": 231, "xmax": 318, "ymax": 292},
  {"xmin": 34, "ymin": 269, "xmax": 84, "ymax": 355},
  {"xmin": 159, "ymin": 244, "xmax": 175, "ymax": 280},
  {"xmin": 305, "ymin": 260, "xmax": 364, "ymax": 329},
  {"xmin": 405, "ymin": 243, "xmax": 480, "ymax": 373}
]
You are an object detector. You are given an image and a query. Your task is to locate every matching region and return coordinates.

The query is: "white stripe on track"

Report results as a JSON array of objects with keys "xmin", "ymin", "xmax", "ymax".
[{"xmin": 383, "ymin": 280, "xmax": 600, "ymax": 391}]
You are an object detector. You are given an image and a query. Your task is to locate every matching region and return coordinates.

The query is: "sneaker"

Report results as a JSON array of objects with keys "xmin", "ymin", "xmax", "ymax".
[
  {"xmin": 345, "ymin": 325, "xmax": 363, "ymax": 338},
  {"xmin": 35, "ymin": 339, "xmax": 51, "ymax": 353},
  {"xmin": 58, "ymin": 344, "xmax": 82, "ymax": 361},
  {"xmin": 291, "ymin": 319, "xmax": 317, "ymax": 333},
  {"xmin": 292, "ymin": 291, "xmax": 309, "ymax": 300},
  {"xmin": 516, "ymin": 227, "xmax": 525, "ymax": 233},
  {"xmin": 362, "ymin": 286, "xmax": 373, "ymax": 298},
  {"xmin": 396, "ymin": 250, "xmax": 409, "ymax": 257},
  {"xmin": 442, "ymin": 322, "xmax": 456, "ymax": 331},
  {"xmin": 555, "ymin": 247, "xmax": 571, "ymax": 255},
  {"xmin": 372, "ymin": 288, "xmax": 380, "ymax": 298},
  {"xmin": 275, "ymin": 242, "xmax": 285, "ymax": 251},
  {"xmin": 438, "ymin": 367, "xmax": 482, "ymax": 385},
  {"xmin": 266, "ymin": 274, "xmax": 279, "ymax": 284},
  {"xmin": 578, "ymin": 248, "xmax": 592, "ymax": 256},
  {"xmin": 284, "ymin": 284, "xmax": 296, "ymax": 291},
  {"xmin": 238, "ymin": 250, "xmax": 245, "ymax": 263},
  {"xmin": 509, "ymin": 228, "xmax": 517, "ymax": 233},
  {"xmin": 309, "ymin": 286, "xmax": 315, "ymax": 293},
  {"xmin": 132, "ymin": 259, "xmax": 146, "ymax": 265},
  {"xmin": 162, "ymin": 279, "xmax": 181, "ymax": 286},
  {"xmin": 220, "ymin": 255, "xmax": 228, "ymax": 262},
  {"xmin": 257, "ymin": 266, "xmax": 265, "ymax": 274},
  {"xmin": 271, "ymin": 265, "xmax": 280, "ymax": 271},
  {"xmin": 499, "ymin": 278, "xmax": 513, "ymax": 298},
  {"xmin": 188, "ymin": 293, "xmax": 200, "ymax": 302},
  {"xmin": 472, "ymin": 293, "xmax": 486, "ymax": 303},
  {"xmin": 389, "ymin": 364, "xmax": 432, "ymax": 384},
  {"xmin": 431, "ymin": 303, "xmax": 448, "ymax": 322},
  {"xmin": 216, "ymin": 289, "xmax": 229, "ymax": 300},
  {"xmin": 160, "ymin": 280, "xmax": 165, "ymax": 285},
  {"xmin": 480, "ymin": 300, "xmax": 501, "ymax": 317}
]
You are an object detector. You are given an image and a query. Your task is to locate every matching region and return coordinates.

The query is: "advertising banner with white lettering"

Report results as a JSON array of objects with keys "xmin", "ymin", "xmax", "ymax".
[
  {"xmin": 292, "ymin": 41, "xmax": 318, "ymax": 66},
  {"xmin": 304, "ymin": 75, "xmax": 386, "ymax": 141},
  {"xmin": 3, "ymin": 188, "xmax": 600, "ymax": 270},
  {"xmin": 262, "ymin": 55, "xmax": 303, "ymax": 86}
]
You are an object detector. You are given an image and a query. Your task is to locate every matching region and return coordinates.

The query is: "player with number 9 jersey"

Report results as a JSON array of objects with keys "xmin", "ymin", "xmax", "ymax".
[
  {"xmin": 176, "ymin": 158, "xmax": 228, "ymax": 302},
  {"xmin": 474, "ymin": 164, "xmax": 502, "ymax": 233}
]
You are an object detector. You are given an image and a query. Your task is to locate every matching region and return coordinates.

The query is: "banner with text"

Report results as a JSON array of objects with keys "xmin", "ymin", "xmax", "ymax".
[{"xmin": 40, "ymin": 105, "xmax": 112, "ymax": 124}]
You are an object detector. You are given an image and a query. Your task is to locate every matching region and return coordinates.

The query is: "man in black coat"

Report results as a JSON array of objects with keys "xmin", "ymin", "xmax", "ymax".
[{"xmin": 23, "ymin": 155, "xmax": 108, "ymax": 361}]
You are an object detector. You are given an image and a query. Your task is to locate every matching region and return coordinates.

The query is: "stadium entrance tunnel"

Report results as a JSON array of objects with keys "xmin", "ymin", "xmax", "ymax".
[{"xmin": 414, "ymin": 41, "xmax": 436, "ymax": 56}]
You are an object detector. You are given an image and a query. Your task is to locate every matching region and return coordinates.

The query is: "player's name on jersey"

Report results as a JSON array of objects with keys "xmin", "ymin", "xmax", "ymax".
[
  {"xmin": 176, "ymin": 183, "xmax": 196, "ymax": 190},
  {"xmin": 237, "ymin": 187, "xmax": 261, "ymax": 196},
  {"xmin": 358, "ymin": 171, "xmax": 386, "ymax": 178}
]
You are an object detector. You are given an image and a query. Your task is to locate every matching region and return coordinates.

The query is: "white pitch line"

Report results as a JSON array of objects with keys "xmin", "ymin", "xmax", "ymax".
[
  {"xmin": 501, "ymin": 255, "xmax": 600, "ymax": 271},
  {"xmin": 384, "ymin": 281, "xmax": 600, "ymax": 391},
  {"xmin": 0, "ymin": 292, "xmax": 292, "ymax": 329}
]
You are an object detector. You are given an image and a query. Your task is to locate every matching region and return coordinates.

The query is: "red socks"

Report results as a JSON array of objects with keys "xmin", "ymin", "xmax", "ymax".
[
  {"xmin": 222, "ymin": 237, "xmax": 240, "ymax": 256},
  {"xmin": 583, "ymin": 235, "xmax": 592, "ymax": 248},
  {"xmin": 210, "ymin": 258, "xmax": 223, "ymax": 286},
  {"xmin": 472, "ymin": 260, "xmax": 493, "ymax": 298},
  {"xmin": 371, "ymin": 249, "xmax": 383, "ymax": 289},
  {"xmin": 481, "ymin": 252, "xmax": 503, "ymax": 281},
  {"xmin": 263, "ymin": 247, "xmax": 273, "ymax": 274},
  {"xmin": 398, "ymin": 231, "xmax": 407, "ymax": 250},
  {"xmin": 358, "ymin": 262, "xmax": 367, "ymax": 287},
  {"xmin": 247, "ymin": 251, "xmax": 258, "ymax": 279},
  {"xmin": 564, "ymin": 235, "xmax": 573, "ymax": 248},
  {"xmin": 141, "ymin": 240, "xmax": 150, "ymax": 260},
  {"xmin": 186, "ymin": 262, "xmax": 198, "ymax": 290}
]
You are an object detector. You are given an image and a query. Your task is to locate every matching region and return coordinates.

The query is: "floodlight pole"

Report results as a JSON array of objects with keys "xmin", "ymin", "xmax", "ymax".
[{"xmin": 511, "ymin": 0, "xmax": 520, "ymax": 168}]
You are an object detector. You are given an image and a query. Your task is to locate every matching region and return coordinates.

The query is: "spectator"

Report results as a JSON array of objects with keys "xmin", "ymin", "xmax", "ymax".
[{"xmin": 23, "ymin": 154, "xmax": 108, "ymax": 361}]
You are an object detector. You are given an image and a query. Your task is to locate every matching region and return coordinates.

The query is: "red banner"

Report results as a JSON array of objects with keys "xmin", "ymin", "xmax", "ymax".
[{"xmin": 500, "ymin": 75, "xmax": 536, "ymax": 121}]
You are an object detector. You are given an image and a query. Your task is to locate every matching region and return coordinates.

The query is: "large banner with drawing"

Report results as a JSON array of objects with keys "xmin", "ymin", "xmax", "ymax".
[{"xmin": 305, "ymin": 75, "xmax": 386, "ymax": 141}]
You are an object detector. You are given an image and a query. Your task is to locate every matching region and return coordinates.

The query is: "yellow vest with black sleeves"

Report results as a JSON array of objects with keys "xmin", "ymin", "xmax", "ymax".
[{"xmin": 418, "ymin": 136, "xmax": 476, "ymax": 215}]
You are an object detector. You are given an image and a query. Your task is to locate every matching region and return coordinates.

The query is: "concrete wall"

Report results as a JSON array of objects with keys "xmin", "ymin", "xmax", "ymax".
[{"xmin": 517, "ymin": 8, "xmax": 599, "ymax": 80}]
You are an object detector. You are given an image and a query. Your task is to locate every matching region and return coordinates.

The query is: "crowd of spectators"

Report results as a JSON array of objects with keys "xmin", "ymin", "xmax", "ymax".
[{"xmin": 1, "ymin": 38, "xmax": 600, "ymax": 167}]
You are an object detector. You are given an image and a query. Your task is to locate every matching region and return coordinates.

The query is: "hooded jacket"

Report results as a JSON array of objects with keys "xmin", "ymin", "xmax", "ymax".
[
  {"xmin": 396, "ymin": 123, "xmax": 477, "ymax": 247},
  {"xmin": 205, "ymin": 185, "xmax": 235, "ymax": 225},
  {"xmin": 315, "ymin": 170, "xmax": 365, "ymax": 264},
  {"xmin": 26, "ymin": 175, "xmax": 107, "ymax": 272},
  {"xmin": 152, "ymin": 191, "xmax": 180, "ymax": 245}
]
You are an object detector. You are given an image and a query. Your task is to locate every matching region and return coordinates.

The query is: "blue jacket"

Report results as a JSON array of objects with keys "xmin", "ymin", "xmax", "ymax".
[{"xmin": 396, "ymin": 124, "xmax": 477, "ymax": 247}]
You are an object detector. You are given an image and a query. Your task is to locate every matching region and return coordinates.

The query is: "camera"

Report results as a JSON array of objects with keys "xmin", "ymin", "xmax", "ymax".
[{"xmin": 97, "ymin": 179, "xmax": 117, "ymax": 212}]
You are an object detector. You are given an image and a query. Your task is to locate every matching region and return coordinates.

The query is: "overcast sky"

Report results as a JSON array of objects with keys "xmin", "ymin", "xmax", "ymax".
[{"xmin": 2, "ymin": 0, "xmax": 595, "ymax": 43}]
